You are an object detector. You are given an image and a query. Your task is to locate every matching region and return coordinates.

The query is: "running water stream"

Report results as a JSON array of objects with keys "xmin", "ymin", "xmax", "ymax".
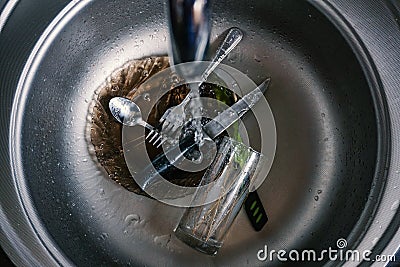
[{"xmin": 167, "ymin": 0, "xmax": 212, "ymax": 144}]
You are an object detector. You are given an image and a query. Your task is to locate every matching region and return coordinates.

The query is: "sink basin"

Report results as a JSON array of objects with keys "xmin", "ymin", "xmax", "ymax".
[{"xmin": 1, "ymin": 0, "xmax": 400, "ymax": 266}]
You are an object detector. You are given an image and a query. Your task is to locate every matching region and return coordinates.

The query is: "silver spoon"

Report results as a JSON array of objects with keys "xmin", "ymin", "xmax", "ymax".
[{"xmin": 109, "ymin": 97, "xmax": 165, "ymax": 147}]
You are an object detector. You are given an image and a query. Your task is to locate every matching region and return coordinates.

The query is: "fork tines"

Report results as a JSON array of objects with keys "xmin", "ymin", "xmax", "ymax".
[{"xmin": 145, "ymin": 129, "xmax": 165, "ymax": 148}]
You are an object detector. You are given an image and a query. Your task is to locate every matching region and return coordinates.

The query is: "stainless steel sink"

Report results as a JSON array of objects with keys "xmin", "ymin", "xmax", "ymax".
[{"xmin": 1, "ymin": 0, "xmax": 400, "ymax": 266}]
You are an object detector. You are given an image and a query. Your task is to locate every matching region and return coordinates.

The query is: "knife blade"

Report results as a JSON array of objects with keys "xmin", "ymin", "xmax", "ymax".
[{"xmin": 202, "ymin": 78, "xmax": 271, "ymax": 139}]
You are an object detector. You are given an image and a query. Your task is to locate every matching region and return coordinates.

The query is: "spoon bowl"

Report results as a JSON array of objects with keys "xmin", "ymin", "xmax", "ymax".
[
  {"xmin": 109, "ymin": 97, "xmax": 166, "ymax": 147},
  {"xmin": 109, "ymin": 97, "xmax": 144, "ymax": 127}
]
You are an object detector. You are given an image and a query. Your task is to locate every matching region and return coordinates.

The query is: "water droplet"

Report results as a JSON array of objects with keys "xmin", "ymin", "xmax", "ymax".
[
  {"xmin": 391, "ymin": 200, "xmax": 399, "ymax": 211},
  {"xmin": 321, "ymin": 113, "xmax": 326, "ymax": 118},
  {"xmin": 99, "ymin": 232, "xmax": 109, "ymax": 240},
  {"xmin": 125, "ymin": 214, "xmax": 141, "ymax": 226},
  {"xmin": 154, "ymin": 234, "xmax": 171, "ymax": 247},
  {"xmin": 82, "ymin": 158, "xmax": 88, "ymax": 162},
  {"xmin": 314, "ymin": 196, "xmax": 319, "ymax": 201},
  {"xmin": 143, "ymin": 93, "xmax": 151, "ymax": 102},
  {"xmin": 228, "ymin": 53, "xmax": 238, "ymax": 64},
  {"xmin": 170, "ymin": 73, "xmax": 180, "ymax": 84},
  {"xmin": 317, "ymin": 190, "xmax": 322, "ymax": 194},
  {"xmin": 99, "ymin": 188, "xmax": 105, "ymax": 195},
  {"xmin": 111, "ymin": 85, "xmax": 119, "ymax": 92}
]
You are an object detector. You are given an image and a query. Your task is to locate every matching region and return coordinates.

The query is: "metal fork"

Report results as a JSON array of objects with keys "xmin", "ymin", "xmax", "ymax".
[
  {"xmin": 145, "ymin": 129, "xmax": 166, "ymax": 148},
  {"xmin": 159, "ymin": 27, "xmax": 244, "ymax": 135}
]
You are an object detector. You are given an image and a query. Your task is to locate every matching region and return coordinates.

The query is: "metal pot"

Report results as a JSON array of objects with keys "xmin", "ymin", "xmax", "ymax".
[{"xmin": 1, "ymin": 0, "xmax": 400, "ymax": 266}]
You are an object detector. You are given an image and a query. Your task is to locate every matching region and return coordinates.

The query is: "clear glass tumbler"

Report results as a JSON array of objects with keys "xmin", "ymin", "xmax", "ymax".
[{"xmin": 174, "ymin": 136, "xmax": 265, "ymax": 255}]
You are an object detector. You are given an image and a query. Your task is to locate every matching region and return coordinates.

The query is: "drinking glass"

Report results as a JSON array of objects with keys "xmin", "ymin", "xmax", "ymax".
[{"xmin": 174, "ymin": 136, "xmax": 265, "ymax": 255}]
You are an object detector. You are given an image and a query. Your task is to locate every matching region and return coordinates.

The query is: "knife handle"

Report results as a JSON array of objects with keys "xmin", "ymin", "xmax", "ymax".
[{"xmin": 244, "ymin": 191, "xmax": 268, "ymax": 231}]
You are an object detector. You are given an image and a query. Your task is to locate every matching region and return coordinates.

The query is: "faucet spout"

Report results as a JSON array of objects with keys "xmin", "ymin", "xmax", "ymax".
[{"xmin": 167, "ymin": 0, "xmax": 212, "ymax": 65}]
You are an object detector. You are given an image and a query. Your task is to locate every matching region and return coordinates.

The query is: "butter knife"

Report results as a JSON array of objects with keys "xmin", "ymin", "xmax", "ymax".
[{"xmin": 202, "ymin": 78, "xmax": 271, "ymax": 139}]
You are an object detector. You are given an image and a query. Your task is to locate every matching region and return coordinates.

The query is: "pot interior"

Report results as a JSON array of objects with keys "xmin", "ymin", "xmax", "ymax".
[{"xmin": 11, "ymin": 0, "xmax": 383, "ymax": 265}]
